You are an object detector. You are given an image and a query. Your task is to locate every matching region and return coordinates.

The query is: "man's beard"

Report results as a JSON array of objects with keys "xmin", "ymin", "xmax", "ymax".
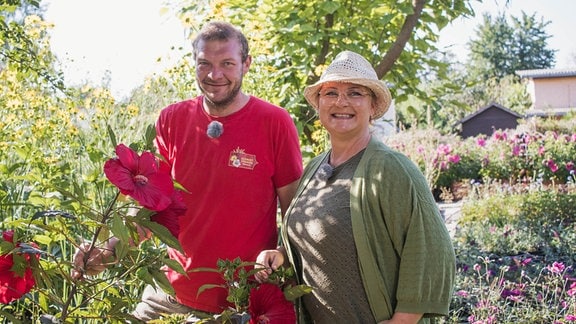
[{"xmin": 203, "ymin": 82, "xmax": 242, "ymax": 110}]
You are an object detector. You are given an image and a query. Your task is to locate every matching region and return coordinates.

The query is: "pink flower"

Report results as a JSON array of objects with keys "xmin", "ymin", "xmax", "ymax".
[
  {"xmin": 566, "ymin": 161, "xmax": 574, "ymax": 171},
  {"xmin": 150, "ymin": 190, "xmax": 187, "ymax": 237},
  {"xmin": 437, "ymin": 144, "xmax": 452, "ymax": 155},
  {"xmin": 547, "ymin": 261, "xmax": 565, "ymax": 275},
  {"xmin": 493, "ymin": 131, "xmax": 507, "ymax": 141},
  {"xmin": 538, "ymin": 146, "xmax": 545, "ymax": 156},
  {"xmin": 565, "ymin": 314, "xmax": 576, "ymax": 321},
  {"xmin": 448, "ymin": 155, "xmax": 461, "ymax": 164},
  {"xmin": 521, "ymin": 258, "xmax": 532, "ymax": 266},
  {"xmin": 104, "ymin": 144, "xmax": 174, "ymax": 211},
  {"xmin": 476, "ymin": 137, "xmax": 486, "ymax": 147},
  {"xmin": 512, "ymin": 145, "xmax": 521, "ymax": 156},
  {"xmin": 501, "ymin": 288, "xmax": 523, "ymax": 300},
  {"xmin": 546, "ymin": 159, "xmax": 558, "ymax": 173},
  {"xmin": 567, "ymin": 282, "xmax": 576, "ymax": 297},
  {"xmin": 440, "ymin": 161, "xmax": 448, "ymax": 170},
  {"xmin": 455, "ymin": 290, "xmax": 469, "ymax": 298},
  {"xmin": 0, "ymin": 230, "xmax": 39, "ymax": 304},
  {"xmin": 248, "ymin": 283, "xmax": 296, "ymax": 324}
]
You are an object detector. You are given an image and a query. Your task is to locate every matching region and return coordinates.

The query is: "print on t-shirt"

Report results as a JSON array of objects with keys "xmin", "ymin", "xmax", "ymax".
[{"xmin": 228, "ymin": 147, "xmax": 258, "ymax": 170}]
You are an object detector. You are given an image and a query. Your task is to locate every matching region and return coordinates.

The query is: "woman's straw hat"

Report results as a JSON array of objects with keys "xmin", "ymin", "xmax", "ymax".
[{"xmin": 304, "ymin": 50, "xmax": 392, "ymax": 120}]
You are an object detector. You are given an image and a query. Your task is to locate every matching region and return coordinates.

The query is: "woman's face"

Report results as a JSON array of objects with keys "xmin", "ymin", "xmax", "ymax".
[{"xmin": 317, "ymin": 82, "xmax": 376, "ymax": 138}]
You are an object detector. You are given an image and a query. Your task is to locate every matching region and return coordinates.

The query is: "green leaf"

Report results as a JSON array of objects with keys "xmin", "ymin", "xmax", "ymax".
[
  {"xmin": 163, "ymin": 258, "xmax": 187, "ymax": 276},
  {"xmin": 319, "ymin": 1, "xmax": 340, "ymax": 14},
  {"xmin": 284, "ymin": 284, "xmax": 313, "ymax": 302},
  {"xmin": 136, "ymin": 266, "xmax": 155, "ymax": 286},
  {"xmin": 189, "ymin": 266, "xmax": 221, "ymax": 274},
  {"xmin": 197, "ymin": 283, "xmax": 225, "ymax": 298},
  {"xmin": 0, "ymin": 241, "xmax": 14, "ymax": 254},
  {"xmin": 144, "ymin": 124, "xmax": 157, "ymax": 151},
  {"xmin": 114, "ymin": 240, "xmax": 129, "ymax": 260},
  {"xmin": 150, "ymin": 268, "xmax": 175, "ymax": 295},
  {"xmin": 111, "ymin": 213, "xmax": 130, "ymax": 243},
  {"xmin": 139, "ymin": 218, "xmax": 183, "ymax": 253},
  {"xmin": 107, "ymin": 124, "xmax": 118, "ymax": 148},
  {"xmin": 31, "ymin": 234, "xmax": 52, "ymax": 246}
]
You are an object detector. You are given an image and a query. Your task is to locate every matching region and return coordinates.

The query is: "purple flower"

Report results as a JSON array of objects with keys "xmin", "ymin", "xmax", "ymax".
[
  {"xmin": 501, "ymin": 288, "xmax": 523, "ymax": 299},
  {"xmin": 521, "ymin": 258, "xmax": 532, "ymax": 267}
]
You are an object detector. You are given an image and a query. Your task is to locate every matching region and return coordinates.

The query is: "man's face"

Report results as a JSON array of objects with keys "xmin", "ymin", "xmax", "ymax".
[{"xmin": 195, "ymin": 39, "xmax": 251, "ymax": 109}]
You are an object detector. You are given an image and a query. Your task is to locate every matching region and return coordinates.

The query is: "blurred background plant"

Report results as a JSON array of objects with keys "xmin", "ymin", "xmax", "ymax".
[
  {"xmin": 444, "ymin": 181, "xmax": 576, "ymax": 323},
  {"xmin": 384, "ymin": 120, "xmax": 576, "ymax": 201}
]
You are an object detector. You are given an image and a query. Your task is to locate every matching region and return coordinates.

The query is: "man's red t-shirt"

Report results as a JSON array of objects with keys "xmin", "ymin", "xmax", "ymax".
[{"xmin": 154, "ymin": 96, "xmax": 303, "ymax": 313}]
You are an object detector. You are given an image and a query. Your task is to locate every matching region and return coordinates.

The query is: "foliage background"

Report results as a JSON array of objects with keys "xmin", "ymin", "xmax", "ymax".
[{"xmin": 1, "ymin": 0, "xmax": 574, "ymax": 322}]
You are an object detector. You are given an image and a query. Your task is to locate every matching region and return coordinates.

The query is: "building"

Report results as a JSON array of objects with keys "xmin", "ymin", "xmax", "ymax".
[
  {"xmin": 516, "ymin": 68, "xmax": 576, "ymax": 117},
  {"xmin": 456, "ymin": 102, "xmax": 523, "ymax": 138}
]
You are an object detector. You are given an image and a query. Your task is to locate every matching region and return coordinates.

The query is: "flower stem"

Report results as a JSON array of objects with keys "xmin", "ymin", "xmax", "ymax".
[{"xmin": 61, "ymin": 191, "xmax": 120, "ymax": 320}]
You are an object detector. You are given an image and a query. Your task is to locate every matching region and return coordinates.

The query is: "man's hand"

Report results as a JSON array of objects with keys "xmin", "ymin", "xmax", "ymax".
[
  {"xmin": 71, "ymin": 239, "xmax": 118, "ymax": 280},
  {"xmin": 254, "ymin": 247, "xmax": 287, "ymax": 283}
]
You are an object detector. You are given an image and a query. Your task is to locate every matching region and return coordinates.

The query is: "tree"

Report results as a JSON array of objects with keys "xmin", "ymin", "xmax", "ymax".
[
  {"xmin": 169, "ymin": 0, "xmax": 474, "ymax": 150},
  {"xmin": 0, "ymin": 0, "xmax": 65, "ymax": 90},
  {"xmin": 467, "ymin": 11, "xmax": 556, "ymax": 80}
]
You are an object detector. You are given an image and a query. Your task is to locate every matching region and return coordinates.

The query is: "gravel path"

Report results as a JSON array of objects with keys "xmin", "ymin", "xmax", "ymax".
[{"xmin": 438, "ymin": 201, "xmax": 463, "ymax": 238}]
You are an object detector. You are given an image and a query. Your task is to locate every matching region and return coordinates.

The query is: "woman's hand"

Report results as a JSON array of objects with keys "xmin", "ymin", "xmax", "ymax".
[
  {"xmin": 254, "ymin": 247, "xmax": 287, "ymax": 283},
  {"xmin": 378, "ymin": 312, "xmax": 422, "ymax": 324}
]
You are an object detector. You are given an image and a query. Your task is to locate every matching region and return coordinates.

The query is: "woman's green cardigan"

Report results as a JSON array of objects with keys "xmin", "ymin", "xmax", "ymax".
[{"xmin": 281, "ymin": 137, "xmax": 456, "ymax": 323}]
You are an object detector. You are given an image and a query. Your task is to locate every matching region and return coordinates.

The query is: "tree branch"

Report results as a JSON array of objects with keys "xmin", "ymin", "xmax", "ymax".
[{"xmin": 375, "ymin": 0, "xmax": 426, "ymax": 78}]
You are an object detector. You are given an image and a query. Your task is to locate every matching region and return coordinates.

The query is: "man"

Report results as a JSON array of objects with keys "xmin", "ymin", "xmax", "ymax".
[{"xmin": 73, "ymin": 21, "xmax": 303, "ymax": 321}]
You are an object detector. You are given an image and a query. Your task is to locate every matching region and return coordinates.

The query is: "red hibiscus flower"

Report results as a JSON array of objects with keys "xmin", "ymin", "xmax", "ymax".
[
  {"xmin": 104, "ymin": 144, "xmax": 174, "ymax": 211},
  {"xmin": 150, "ymin": 190, "xmax": 187, "ymax": 237},
  {"xmin": 248, "ymin": 283, "xmax": 296, "ymax": 324},
  {"xmin": 0, "ymin": 230, "xmax": 39, "ymax": 304}
]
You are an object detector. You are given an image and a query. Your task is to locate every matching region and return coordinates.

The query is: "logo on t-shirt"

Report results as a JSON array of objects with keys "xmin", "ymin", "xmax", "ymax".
[{"xmin": 229, "ymin": 147, "xmax": 258, "ymax": 170}]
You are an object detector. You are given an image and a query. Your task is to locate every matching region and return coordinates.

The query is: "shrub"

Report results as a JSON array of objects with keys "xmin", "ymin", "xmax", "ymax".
[
  {"xmin": 449, "ymin": 184, "xmax": 576, "ymax": 323},
  {"xmin": 383, "ymin": 127, "xmax": 576, "ymax": 199}
]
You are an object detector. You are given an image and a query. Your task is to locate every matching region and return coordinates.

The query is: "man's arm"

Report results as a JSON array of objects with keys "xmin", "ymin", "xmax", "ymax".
[{"xmin": 276, "ymin": 179, "xmax": 299, "ymax": 217}]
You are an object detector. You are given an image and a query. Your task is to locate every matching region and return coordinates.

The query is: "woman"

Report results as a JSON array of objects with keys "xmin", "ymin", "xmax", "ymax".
[{"xmin": 256, "ymin": 51, "xmax": 456, "ymax": 323}]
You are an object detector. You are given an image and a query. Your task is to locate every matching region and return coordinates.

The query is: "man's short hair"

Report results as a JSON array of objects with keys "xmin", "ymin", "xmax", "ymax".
[{"xmin": 192, "ymin": 21, "xmax": 250, "ymax": 62}]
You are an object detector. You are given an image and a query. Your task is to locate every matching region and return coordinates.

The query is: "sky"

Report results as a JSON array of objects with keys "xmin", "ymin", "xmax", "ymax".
[
  {"xmin": 43, "ymin": 0, "xmax": 576, "ymax": 99},
  {"xmin": 43, "ymin": 0, "xmax": 188, "ymax": 99},
  {"xmin": 438, "ymin": 0, "xmax": 576, "ymax": 68}
]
